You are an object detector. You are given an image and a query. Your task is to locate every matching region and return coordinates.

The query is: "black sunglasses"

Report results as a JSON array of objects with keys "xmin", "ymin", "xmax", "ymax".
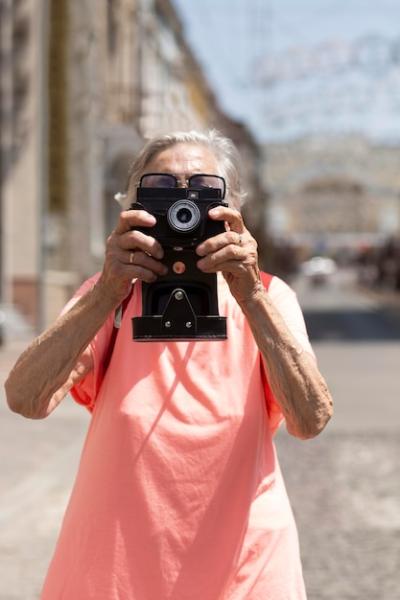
[{"xmin": 139, "ymin": 173, "xmax": 226, "ymax": 198}]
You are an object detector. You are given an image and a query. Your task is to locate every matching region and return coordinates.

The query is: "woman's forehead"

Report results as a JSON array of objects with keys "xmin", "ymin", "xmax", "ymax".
[{"xmin": 145, "ymin": 143, "xmax": 220, "ymax": 174}]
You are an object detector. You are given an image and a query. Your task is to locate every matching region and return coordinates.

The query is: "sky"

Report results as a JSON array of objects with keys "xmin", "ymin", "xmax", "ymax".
[{"xmin": 172, "ymin": 0, "xmax": 400, "ymax": 143}]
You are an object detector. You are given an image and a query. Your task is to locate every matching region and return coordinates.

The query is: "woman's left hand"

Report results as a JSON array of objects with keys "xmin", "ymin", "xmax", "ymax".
[{"xmin": 196, "ymin": 206, "xmax": 262, "ymax": 305}]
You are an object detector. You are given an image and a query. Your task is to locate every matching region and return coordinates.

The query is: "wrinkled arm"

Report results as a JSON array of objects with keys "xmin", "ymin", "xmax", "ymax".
[
  {"xmin": 196, "ymin": 206, "xmax": 333, "ymax": 440},
  {"xmin": 5, "ymin": 208, "xmax": 167, "ymax": 420},
  {"xmin": 4, "ymin": 278, "xmax": 118, "ymax": 419},
  {"xmin": 239, "ymin": 287, "xmax": 333, "ymax": 440}
]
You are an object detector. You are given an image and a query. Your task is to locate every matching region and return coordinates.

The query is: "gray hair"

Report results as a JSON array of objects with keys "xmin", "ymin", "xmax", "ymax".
[{"xmin": 122, "ymin": 129, "xmax": 245, "ymax": 210}]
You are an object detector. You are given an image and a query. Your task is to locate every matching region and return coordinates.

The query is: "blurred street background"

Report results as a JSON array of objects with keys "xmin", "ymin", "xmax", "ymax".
[{"xmin": 1, "ymin": 0, "xmax": 400, "ymax": 598}]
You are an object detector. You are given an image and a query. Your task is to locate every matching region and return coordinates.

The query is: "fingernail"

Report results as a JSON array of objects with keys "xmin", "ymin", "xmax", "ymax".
[
  {"xmin": 196, "ymin": 246, "xmax": 205, "ymax": 256},
  {"xmin": 209, "ymin": 207, "xmax": 221, "ymax": 216}
]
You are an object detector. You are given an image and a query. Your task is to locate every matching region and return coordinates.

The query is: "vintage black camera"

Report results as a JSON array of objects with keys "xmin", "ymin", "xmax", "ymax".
[{"xmin": 130, "ymin": 186, "xmax": 228, "ymax": 341}]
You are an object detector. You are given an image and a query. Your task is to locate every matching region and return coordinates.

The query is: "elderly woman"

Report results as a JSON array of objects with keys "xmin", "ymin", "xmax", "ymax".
[{"xmin": 5, "ymin": 130, "xmax": 332, "ymax": 599}]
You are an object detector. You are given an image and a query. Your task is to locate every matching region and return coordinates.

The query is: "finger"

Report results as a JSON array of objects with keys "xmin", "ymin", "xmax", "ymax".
[
  {"xmin": 119, "ymin": 249, "xmax": 168, "ymax": 276},
  {"xmin": 115, "ymin": 210, "xmax": 156, "ymax": 235},
  {"xmin": 208, "ymin": 206, "xmax": 245, "ymax": 233},
  {"xmin": 198, "ymin": 259, "xmax": 248, "ymax": 275},
  {"xmin": 108, "ymin": 260, "xmax": 158, "ymax": 284},
  {"xmin": 118, "ymin": 230, "xmax": 164, "ymax": 259},
  {"xmin": 196, "ymin": 231, "xmax": 245, "ymax": 257},
  {"xmin": 197, "ymin": 244, "xmax": 247, "ymax": 271},
  {"xmin": 130, "ymin": 265, "xmax": 159, "ymax": 283}
]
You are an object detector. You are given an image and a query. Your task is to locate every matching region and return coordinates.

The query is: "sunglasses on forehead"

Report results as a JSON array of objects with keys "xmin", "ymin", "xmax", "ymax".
[{"xmin": 139, "ymin": 173, "xmax": 226, "ymax": 198}]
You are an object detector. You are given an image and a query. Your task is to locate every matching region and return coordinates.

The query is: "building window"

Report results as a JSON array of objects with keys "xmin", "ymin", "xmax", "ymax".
[{"xmin": 107, "ymin": 0, "xmax": 118, "ymax": 56}]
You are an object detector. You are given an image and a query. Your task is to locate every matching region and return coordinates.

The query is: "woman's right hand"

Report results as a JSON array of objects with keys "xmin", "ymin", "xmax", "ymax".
[{"xmin": 98, "ymin": 209, "xmax": 167, "ymax": 305}]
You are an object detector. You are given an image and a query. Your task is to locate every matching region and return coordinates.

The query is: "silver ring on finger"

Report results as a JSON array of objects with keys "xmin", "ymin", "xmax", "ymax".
[{"xmin": 129, "ymin": 251, "xmax": 136, "ymax": 264}]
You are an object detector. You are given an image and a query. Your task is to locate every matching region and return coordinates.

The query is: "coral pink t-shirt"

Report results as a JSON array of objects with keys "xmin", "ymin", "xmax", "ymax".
[{"xmin": 41, "ymin": 273, "xmax": 313, "ymax": 600}]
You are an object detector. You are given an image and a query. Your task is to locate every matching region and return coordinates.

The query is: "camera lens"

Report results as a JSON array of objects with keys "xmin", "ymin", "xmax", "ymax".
[
  {"xmin": 176, "ymin": 208, "xmax": 192, "ymax": 224},
  {"xmin": 167, "ymin": 200, "xmax": 201, "ymax": 233}
]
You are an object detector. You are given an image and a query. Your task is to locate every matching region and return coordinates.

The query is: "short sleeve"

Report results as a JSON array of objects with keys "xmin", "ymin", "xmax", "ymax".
[
  {"xmin": 267, "ymin": 276, "xmax": 315, "ymax": 358},
  {"xmin": 60, "ymin": 273, "xmax": 114, "ymax": 412},
  {"xmin": 259, "ymin": 353, "xmax": 284, "ymax": 436},
  {"xmin": 260, "ymin": 275, "xmax": 315, "ymax": 435}
]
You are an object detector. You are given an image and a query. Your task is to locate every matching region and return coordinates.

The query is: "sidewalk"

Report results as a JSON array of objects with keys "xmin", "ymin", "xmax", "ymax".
[
  {"xmin": 357, "ymin": 283, "xmax": 400, "ymax": 319},
  {"xmin": 0, "ymin": 340, "xmax": 32, "ymax": 385},
  {"xmin": 0, "ymin": 337, "xmax": 88, "ymax": 600}
]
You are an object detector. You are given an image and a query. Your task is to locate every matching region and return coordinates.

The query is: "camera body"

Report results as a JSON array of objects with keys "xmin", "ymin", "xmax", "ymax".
[
  {"xmin": 130, "ymin": 186, "xmax": 228, "ymax": 341},
  {"xmin": 132, "ymin": 186, "xmax": 227, "ymax": 247}
]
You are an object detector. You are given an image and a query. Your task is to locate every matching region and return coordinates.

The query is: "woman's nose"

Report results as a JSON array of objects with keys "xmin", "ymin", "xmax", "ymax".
[{"xmin": 176, "ymin": 177, "xmax": 189, "ymax": 188}]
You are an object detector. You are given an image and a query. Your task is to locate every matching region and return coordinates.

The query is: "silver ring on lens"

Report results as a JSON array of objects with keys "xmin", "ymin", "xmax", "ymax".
[{"xmin": 167, "ymin": 200, "xmax": 201, "ymax": 233}]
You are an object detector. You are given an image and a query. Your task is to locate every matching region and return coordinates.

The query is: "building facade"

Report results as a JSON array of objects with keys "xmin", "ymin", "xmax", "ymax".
[
  {"xmin": 0, "ymin": 0, "xmax": 267, "ymax": 336},
  {"xmin": 264, "ymin": 135, "xmax": 400, "ymax": 252},
  {"xmin": 0, "ymin": 0, "xmax": 47, "ymax": 334}
]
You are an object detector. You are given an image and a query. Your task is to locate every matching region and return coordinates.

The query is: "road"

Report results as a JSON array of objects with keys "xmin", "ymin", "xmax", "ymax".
[
  {"xmin": 276, "ymin": 269, "xmax": 400, "ymax": 600},
  {"xmin": 0, "ymin": 268, "xmax": 399, "ymax": 599}
]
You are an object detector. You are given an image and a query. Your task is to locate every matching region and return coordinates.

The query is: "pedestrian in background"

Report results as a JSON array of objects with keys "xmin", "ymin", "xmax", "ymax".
[{"xmin": 5, "ymin": 130, "xmax": 333, "ymax": 599}]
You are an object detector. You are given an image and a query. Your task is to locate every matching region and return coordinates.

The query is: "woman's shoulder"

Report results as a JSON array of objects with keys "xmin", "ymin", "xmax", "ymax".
[{"xmin": 263, "ymin": 272, "xmax": 297, "ymax": 301}]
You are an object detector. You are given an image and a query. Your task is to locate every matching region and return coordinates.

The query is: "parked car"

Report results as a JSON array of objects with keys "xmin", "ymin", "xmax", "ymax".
[{"xmin": 300, "ymin": 256, "xmax": 337, "ymax": 286}]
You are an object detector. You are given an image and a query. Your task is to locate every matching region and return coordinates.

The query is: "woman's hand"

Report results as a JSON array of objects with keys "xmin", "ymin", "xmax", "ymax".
[
  {"xmin": 196, "ymin": 206, "xmax": 262, "ymax": 305},
  {"xmin": 99, "ymin": 210, "xmax": 168, "ymax": 304}
]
